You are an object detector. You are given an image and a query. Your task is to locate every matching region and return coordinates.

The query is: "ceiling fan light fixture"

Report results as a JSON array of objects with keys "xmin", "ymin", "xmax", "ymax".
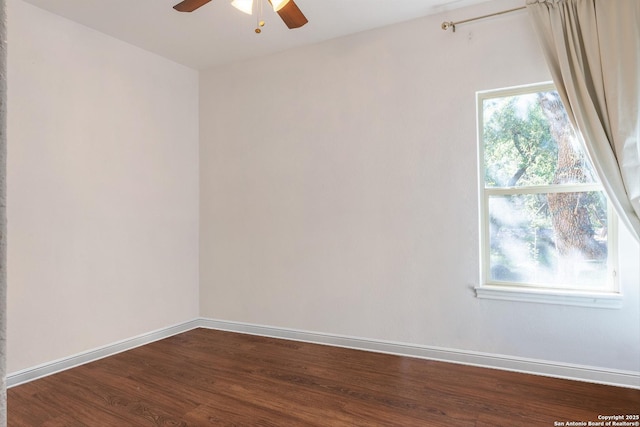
[
  {"xmin": 271, "ymin": 0, "xmax": 290, "ymax": 12},
  {"xmin": 231, "ymin": 0, "xmax": 253, "ymax": 15}
]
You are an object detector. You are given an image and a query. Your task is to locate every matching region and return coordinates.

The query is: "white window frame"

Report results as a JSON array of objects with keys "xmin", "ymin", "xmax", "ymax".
[{"xmin": 475, "ymin": 82, "xmax": 620, "ymax": 309}]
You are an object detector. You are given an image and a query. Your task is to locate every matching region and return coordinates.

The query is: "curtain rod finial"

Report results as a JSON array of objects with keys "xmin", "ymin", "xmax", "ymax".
[{"xmin": 441, "ymin": 21, "xmax": 455, "ymax": 32}]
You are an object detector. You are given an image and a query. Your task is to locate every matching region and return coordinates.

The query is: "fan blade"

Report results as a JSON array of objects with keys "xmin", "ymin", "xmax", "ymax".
[
  {"xmin": 173, "ymin": 0, "xmax": 212, "ymax": 12},
  {"xmin": 273, "ymin": 0, "xmax": 308, "ymax": 29}
]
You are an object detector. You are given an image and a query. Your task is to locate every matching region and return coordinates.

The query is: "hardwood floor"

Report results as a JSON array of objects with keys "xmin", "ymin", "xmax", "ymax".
[{"xmin": 8, "ymin": 328, "xmax": 640, "ymax": 426}]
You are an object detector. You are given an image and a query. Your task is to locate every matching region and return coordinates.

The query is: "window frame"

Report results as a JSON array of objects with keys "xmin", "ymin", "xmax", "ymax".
[{"xmin": 475, "ymin": 82, "xmax": 620, "ymax": 308}]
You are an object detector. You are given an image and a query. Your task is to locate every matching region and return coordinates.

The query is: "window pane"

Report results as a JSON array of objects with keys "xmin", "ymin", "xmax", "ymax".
[
  {"xmin": 483, "ymin": 91, "xmax": 598, "ymax": 188},
  {"xmin": 488, "ymin": 191, "xmax": 610, "ymax": 290}
]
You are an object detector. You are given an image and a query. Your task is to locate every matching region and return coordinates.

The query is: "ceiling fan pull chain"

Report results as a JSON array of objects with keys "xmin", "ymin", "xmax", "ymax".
[{"xmin": 255, "ymin": 0, "xmax": 265, "ymax": 33}]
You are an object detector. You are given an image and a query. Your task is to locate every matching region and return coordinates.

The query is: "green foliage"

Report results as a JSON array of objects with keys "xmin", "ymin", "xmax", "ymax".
[
  {"xmin": 483, "ymin": 92, "xmax": 557, "ymax": 188},
  {"xmin": 484, "ymin": 92, "xmax": 560, "ymax": 279}
]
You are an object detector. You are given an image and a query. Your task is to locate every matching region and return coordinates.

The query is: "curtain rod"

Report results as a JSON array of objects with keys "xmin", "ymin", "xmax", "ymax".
[{"xmin": 441, "ymin": 6, "xmax": 526, "ymax": 32}]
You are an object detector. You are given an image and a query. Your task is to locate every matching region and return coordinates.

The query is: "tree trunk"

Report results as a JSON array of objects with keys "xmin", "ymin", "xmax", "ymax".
[{"xmin": 537, "ymin": 92, "xmax": 605, "ymax": 260}]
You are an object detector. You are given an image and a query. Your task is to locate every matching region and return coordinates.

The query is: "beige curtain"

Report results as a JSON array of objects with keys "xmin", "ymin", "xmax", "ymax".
[{"xmin": 526, "ymin": 0, "xmax": 640, "ymax": 242}]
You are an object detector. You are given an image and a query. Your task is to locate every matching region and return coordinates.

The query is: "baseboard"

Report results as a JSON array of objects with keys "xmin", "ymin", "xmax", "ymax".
[
  {"xmin": 7, "ymin": 317, "xmax": 639, "ymax": 389},
  {"xmin": 6, "ymin": 319, "xmax": 201, "ymax": 388},
  {"xmin": 199, "ymin": 317, "xmax": 640, "ymax": 390}
]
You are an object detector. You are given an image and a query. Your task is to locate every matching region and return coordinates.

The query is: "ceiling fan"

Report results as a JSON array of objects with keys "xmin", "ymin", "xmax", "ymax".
[{"xmin": 173, "ymin": 0, "xmax": 308, "ymax": 31}]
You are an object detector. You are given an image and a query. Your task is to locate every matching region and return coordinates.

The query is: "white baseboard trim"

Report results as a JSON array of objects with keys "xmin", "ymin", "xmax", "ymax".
[
  {"xmin": 199, "ymin": 317, "xmax": 640, "ymax": 390},
  {"xmin": 6, "ymin": 319, "xmax": 201, "ymax": 388},
  {"xmin": 7, "ymin": 317, "xmax": 639, "ymax": 390}
]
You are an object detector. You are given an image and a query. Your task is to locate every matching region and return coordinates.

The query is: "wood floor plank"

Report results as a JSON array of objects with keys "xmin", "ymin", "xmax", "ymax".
[
  {"xmin": 8, "ymin": 328, "xmax": 640, "ymax": 426},
  {"xmin": 7, "ymin": 383, "xmax": 66, "ymax": 426}
]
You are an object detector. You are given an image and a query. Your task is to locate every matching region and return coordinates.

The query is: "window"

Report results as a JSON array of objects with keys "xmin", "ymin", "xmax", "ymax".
[{"xmin": 476, "ymin": 83, "xmax": 619, "ymax": 308}]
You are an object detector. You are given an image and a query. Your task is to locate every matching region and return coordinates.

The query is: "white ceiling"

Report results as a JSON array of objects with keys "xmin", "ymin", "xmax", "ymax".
[{"xmin": 21, "ymin": 0, "xmax": 489, "ymax": 70}]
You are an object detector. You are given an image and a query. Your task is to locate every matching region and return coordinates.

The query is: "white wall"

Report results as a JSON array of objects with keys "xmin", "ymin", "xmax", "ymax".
[
  {"xmin": 7, "ymin": 0, "xmax": 199, "ymax": 373},
  {"xmin": 199, "ymin": 0, "xmax": 640, "ymax": 372}
]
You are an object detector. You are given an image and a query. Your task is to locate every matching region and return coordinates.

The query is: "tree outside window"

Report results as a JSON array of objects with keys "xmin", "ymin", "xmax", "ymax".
[{"xmin": 478, "ymin": 83, "xmax": 617, "ymax": 293}]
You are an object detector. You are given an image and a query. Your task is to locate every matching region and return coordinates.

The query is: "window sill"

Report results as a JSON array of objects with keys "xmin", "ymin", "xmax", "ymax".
[{"xmin": 474, "ymin": 285, "xmax": 622, "ymax": 309}]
